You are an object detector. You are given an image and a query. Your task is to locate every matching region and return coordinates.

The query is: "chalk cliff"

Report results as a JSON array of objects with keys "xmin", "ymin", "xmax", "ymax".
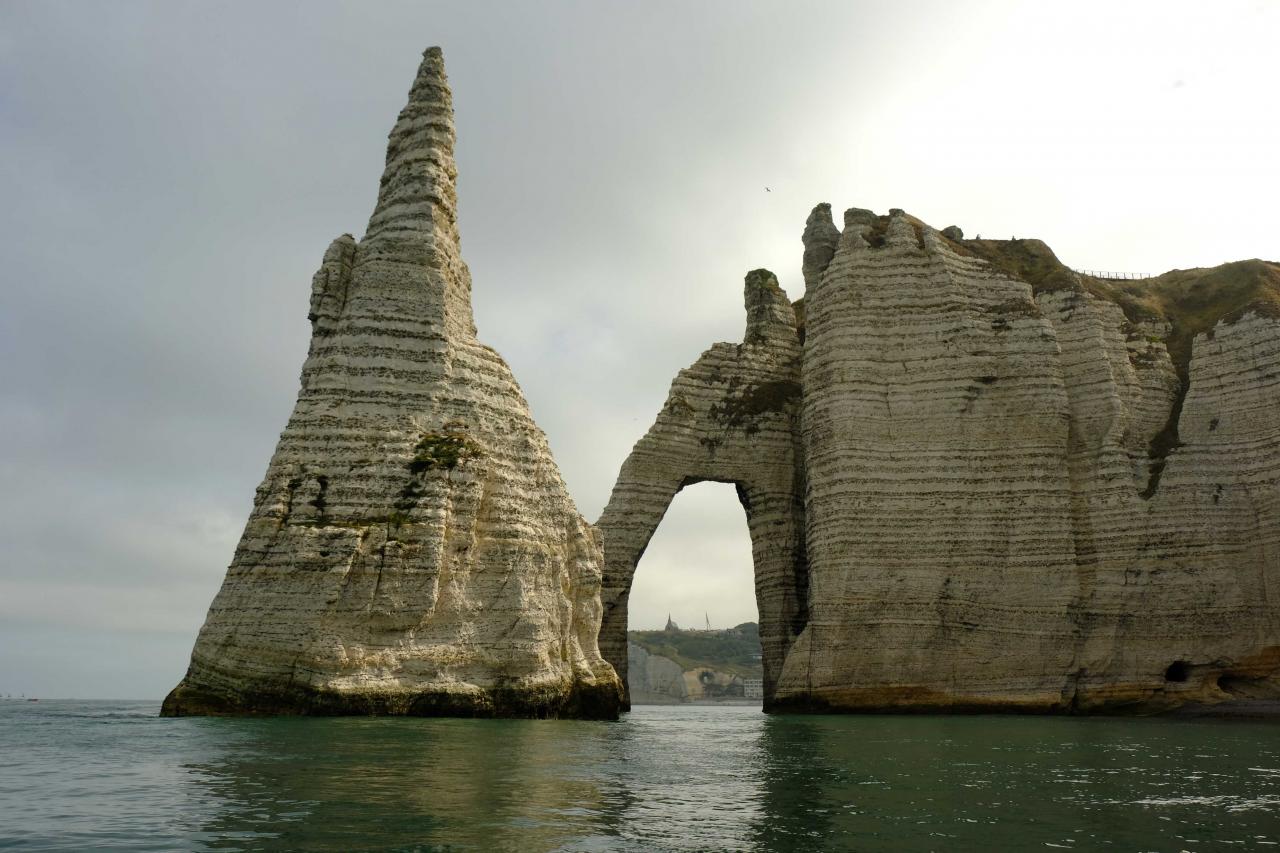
[
  {"xmin": 599, "ymin": 205, "xmax": 1280, "ymax": 714},
  {"xmin": 163, "ymin": 49, "xmax": 620, "ymax": 718},
  {"xmin": 627, "ymin": 643, "xmax": 690, "ymax": 704}
]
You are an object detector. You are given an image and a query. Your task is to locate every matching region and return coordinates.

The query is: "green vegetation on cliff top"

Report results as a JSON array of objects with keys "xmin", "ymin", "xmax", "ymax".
[
  {"xmin": 629, "ymin": 622, "xmax": 763, "ymax": 677},
  {"xmin": 949, "ymin": 234, "xmax": 1280, "ymax": 345}
]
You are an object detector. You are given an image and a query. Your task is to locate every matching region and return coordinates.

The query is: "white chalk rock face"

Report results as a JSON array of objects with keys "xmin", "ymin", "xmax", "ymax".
[
  {"xmin": 626, "ymin": 643, "xmax": 690, "ymax": 704},
  {"xmin": 777, "ymin": 209, "xmax": 1280, "ymax": 712},
  {"xmin": 596, "ymin": 270, "xmax": 807, "ymax": 708},
  {"xmin": 603, "ymin": 201, "xmax": 1280, "ymax": 715},
  {"xmin": 163, "ymin": 48, "xmax": 621, "ymax": 718},
  {"xmin": 780, "ymin": 209, "xmax": 1083, "ymax": 710}
]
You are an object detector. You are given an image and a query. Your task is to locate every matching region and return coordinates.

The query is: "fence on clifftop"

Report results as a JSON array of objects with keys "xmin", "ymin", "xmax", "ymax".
[{"xmin": 1072, "ymin": 269, "xmax": 1153, "ymax": 281}]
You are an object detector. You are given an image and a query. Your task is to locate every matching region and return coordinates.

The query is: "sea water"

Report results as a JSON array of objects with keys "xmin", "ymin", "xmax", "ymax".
[{"xmin": 1, "ymin": 700, "xmax": 1278, "ymax": 851}]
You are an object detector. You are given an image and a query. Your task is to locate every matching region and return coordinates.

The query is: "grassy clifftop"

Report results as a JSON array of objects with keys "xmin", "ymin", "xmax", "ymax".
[
  {"xmin": 628, "ymin": 622, "xmax": 763, "ymax": 678},
  {"xmin": 951, "ymin": 234, "xmax": 1280, "ymax": 338},
  {"xmin": 951, "ymin": 232, "xmax": 1280, "ymax": 392}
]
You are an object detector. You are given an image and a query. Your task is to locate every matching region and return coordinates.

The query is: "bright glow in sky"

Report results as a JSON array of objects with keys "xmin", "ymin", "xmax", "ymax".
[{"xmin": 1, "ymin": 0, "xmax": 1276, "ymax": 697}]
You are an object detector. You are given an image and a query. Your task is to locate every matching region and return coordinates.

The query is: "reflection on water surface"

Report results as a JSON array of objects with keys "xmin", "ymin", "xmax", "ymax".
[{"xmin": 2, "ymin": 701, "xmax": 1279, "ymax": 851}]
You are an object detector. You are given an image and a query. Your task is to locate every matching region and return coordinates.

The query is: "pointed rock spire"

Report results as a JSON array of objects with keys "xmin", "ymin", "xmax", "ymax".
[
  {"xmin": 162, "ymin": 47, "xmax": 619, "ymax": 719},
  {"xmin": 802, "ymin": 203, "xmax": 840, "ymax": 290},
  {"xmin": 365, "ymin": 47, "xmax": 458, "ymax": 248},
  {"xmin": 359, "ymin": 46, "xmax": 475, "ymax": 338},
  {"xmin": 744, "ymin": 268, "xmax": 799, "ymax": 348}
]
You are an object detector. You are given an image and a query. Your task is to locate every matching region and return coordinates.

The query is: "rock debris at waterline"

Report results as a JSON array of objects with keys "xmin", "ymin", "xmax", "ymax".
[
  {"xmin": 168, "ymin": 46, "xmax": 1280, "ymax": 719},
  {"xmin": 163, "ymin": 48, "xmax": 621, "ymax": 719}
]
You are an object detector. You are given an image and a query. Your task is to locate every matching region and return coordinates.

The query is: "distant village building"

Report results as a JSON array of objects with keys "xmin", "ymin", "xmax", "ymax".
[
  {"xmin": 664, "ymin": 614, "xmax": 680, "ymax": 632},
  {"xmin": 743, "ymin": 678, "xmax": 764, "ymax": 700}
]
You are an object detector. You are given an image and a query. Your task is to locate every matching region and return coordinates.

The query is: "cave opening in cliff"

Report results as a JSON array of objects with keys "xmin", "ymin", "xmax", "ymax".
[{"xmin": 624, "ymin": 481, "xmax": 764, "ymax": 705}]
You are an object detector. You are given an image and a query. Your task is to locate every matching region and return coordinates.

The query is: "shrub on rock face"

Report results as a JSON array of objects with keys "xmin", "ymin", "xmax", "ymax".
[{"xmin": 409, "ymin": 433, "xmax": 482, "ymax": 473}]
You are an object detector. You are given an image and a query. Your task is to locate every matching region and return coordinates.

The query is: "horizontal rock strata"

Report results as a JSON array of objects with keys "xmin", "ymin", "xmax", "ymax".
[
  {"xmin": 604, "ymin": 202, "xmax": 1280, "ymax": 715},
  {"xmin": 163, "ymin": 48, "xmax": 620, "ymax": 719},
  {"xmin": 166, "ymin": 42, "xmax": 1279, "ymax": 717},
  {"xmin": 596, "ymin": 270, "xmax": 808, "ymax": 708},
  {"xmin": 783, "ymin": 209, "xmax": 1280, "ymax": 712}
]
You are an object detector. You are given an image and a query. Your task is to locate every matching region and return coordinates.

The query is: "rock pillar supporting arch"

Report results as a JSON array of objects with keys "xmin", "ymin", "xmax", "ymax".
[{"xmin": 596, "ymin": 271, "xmax": 808, "ymax": 708}]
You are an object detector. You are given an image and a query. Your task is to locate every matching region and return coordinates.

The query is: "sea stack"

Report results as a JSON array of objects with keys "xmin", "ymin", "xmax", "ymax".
[{"xmin": 163, "ymin": 48, "xmax": 621, "ymax": 718}]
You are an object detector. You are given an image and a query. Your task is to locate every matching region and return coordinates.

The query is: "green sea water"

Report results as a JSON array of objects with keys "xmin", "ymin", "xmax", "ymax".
[{"xmin": 1, "ymin": 700, "xmax": 1278, "ymax": 851}]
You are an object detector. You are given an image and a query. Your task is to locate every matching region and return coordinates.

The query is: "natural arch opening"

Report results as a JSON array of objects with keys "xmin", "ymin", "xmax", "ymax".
[
  {"xmin": 592, "ymin": 270, "xmax": 808, "ymax": 712},
  {"xmin": 625, "ymin": 482, "xmax": 763, "ymax": 706},
  {"xmin": 597, "ymin": 462, "xmax": 807, "ymax": 712}
]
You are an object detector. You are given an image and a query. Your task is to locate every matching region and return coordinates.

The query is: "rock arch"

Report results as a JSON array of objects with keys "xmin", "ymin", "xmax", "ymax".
[{"xmin": 595, "ymin": 270, "xmax": 809, "ymax": 708}]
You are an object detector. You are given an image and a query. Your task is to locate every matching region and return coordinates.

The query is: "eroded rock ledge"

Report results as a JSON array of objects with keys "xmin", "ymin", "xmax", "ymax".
[
  {"xmin": 599, "ymin": 204, "xmax": 1280, "ymax": 715},
  {"xmin": 163, "ymin": 48, "xmax": 621, "ymax": 719}
]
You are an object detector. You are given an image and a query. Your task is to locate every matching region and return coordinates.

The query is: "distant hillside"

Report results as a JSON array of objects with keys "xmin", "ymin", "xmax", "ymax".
[{"xmin": 628, "ymin": 622, "xmax": 763, "ymax": 678}]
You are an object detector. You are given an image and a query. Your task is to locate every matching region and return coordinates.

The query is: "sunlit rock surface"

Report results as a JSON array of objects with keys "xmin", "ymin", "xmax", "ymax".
[
  {"xmin": 600, "ymin": 204, "xmax": 1280, "ymax": 715},
  {"xmin": 163, "ymin": 48, "xmax": 620, "ymax": 718}
]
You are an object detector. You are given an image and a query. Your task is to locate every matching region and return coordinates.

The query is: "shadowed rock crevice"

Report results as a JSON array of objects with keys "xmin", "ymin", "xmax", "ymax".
[{"xmin": 1139, "ymin": 377, "xmax": 1188, "ymax": 500}]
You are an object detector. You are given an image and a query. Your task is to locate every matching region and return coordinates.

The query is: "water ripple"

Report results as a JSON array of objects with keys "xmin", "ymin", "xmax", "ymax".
[{"xmin": 1, "ymin": 701, "xmax": 1279, "ymax": 851}]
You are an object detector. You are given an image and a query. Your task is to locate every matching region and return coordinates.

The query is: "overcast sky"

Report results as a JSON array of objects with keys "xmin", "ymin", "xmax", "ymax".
[{"xmin": 2, "ymin": 1, "xmax": 1276, "ymax": 698}]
